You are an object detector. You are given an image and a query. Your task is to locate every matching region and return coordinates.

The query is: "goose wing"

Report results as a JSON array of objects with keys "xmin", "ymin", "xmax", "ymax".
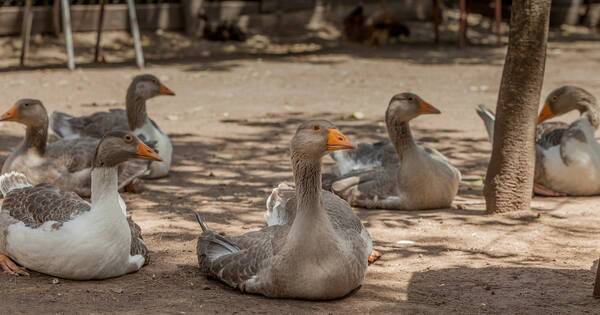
[
  {"xmin": 51, "ymin": 109, "xmax": 129, "ymax": 139},
  {"xmin": 197, "ymin": 223, "xmax": 286, "ymax": 289},
  {"xmin": 536, "ymin": 121, "xmax": 569, "ymax": 149},
  {"xmin": 330, "ymin": 141, "xmax": 398, "ymax": 176},
  {"xmin": 2, "ymin": 183, "xmax": 91, "ymax": 229}
]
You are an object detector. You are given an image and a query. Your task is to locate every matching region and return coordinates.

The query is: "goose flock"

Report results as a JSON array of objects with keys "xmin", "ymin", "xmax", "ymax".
[{"xmin": 0, "ymin": 74, "xmax": 597, "ymax": 300}]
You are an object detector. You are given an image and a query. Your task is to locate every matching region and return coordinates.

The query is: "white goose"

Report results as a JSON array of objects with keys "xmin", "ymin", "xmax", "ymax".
[
  {"xmin": 50, "ymin": 74, "xmax": 175, "ymax": 179},
  {"xmin": 0, "ymin": 131, "xmax": 160, "ymax": 279},
  {"xmin": 477, "ymin": 85, "xmax": 600, "ymax": 196}
]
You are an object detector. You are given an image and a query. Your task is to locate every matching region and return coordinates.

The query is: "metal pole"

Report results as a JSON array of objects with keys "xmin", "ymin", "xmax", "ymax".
[
  {"xmin": 127, "ymin": 0, "xmax": 145, "ymax": 69},
  {"xmin": 432, "ymin": 0, "xmax": 440, "ymax": 44},
  {"xmin": 61, "ymin": 0, "xmax": 75, "ymax": 70},
  {"xmin": 495, "ymin": 0, "xmax": 502, "ymax": 45},
  {"xmin": 459, "ymin": 0, "xmax": 467, "ymax": 47},
  {"xmin": 94, "ymin": 0, "xmax": 106, "ymax": 63},
  {"xmin": 19, "ymin": 0, "xmax": 33, "ymax": 66}
]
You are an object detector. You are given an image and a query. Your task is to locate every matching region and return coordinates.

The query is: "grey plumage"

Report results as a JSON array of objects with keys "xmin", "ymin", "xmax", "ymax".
[
  {"xmin": 1, "ymin": 100, "xmax": 150, "ymax": 197},
  {"xmin": 51, "ymin": 109, "xmax": 130, "ymax": 139},
  {"xmin": 330, "ymin": 140, "xmax": 398, "ymax": 176},
  {"xmin": 328, "ymin": 93, "xmax": 460, "ymax": 210},
  {"xmin": 196, "ymin": 120, "xmax": 370, "ymax": 300},
  {"xmin": 50, "ymin": 74, "xmax": 173, "ymax": 139}
]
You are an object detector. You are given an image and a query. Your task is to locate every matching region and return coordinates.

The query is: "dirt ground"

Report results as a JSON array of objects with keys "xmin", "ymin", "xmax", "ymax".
[{"xmin": 1, "ymin": 20, "xmax": 600, "ymax": 314}]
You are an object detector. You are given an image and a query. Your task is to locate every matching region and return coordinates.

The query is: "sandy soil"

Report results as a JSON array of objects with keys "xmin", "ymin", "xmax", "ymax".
[{"xmin": 1, "ymin": 21, "xmax": 600, "ymax": 314}]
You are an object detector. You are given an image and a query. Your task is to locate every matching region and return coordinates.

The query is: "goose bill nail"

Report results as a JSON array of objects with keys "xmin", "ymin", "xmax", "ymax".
[
  {"xmin": 0, "ymin": 105, "xmax": 18, "ymax": 121},
  {"xmin": 159, "ymin": 84, "xmax": 176, "ymax": 96},
  {"xmin": 538, "ymin": 103, "xmax": 554, "ymax": 123},
  {"xmin": 136, "ymin": 143, "xmax": 162, "ymax": 161},
  {"xmin": 327, "ymin": 128, "xmax": 355, "ymax": 151},
  {"xmin": 418, "ymin": 101, "xmax": 441, "ymax": 114}
]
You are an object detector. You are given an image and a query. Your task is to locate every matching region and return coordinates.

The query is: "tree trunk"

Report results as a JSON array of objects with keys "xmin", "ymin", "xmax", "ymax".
[
  {"xmin": 594, "ymin": 258, "xmax": 600, "ymax": 298},
  {"xmin": 484, "ymin": 0, "xmax": 551, "ymax": 214}
]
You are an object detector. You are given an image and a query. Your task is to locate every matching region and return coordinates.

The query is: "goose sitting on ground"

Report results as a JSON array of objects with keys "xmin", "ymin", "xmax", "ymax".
[
  {"xmin": 0, "ymin": 131, "xmax": 159, "ymax": 279},
  {"xmin": 50, "ymin": 74, "xmax": 175, "ymax": 179},
  {"xmin": 329, "ymin": 93, "xmax": 461, "ymax": 210},
  {"xmin": 196, "ymin": 120, "xmax": 371, "ymax": 300},
  {"xmin": 476, "ymin": 85, "xmax": 599, "ymax": 196},
  {"xmin": 0, "ymin": 99, "xmax": 150, "ymax": 197}
]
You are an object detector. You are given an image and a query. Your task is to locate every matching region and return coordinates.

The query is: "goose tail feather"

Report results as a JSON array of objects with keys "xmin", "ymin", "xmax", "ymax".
[
  {"xmin": 0, "ymin": 172, "xmax": 31, "ymax": 197},
  {"xmin": 476, "ymin": 104, "xmax": 496, "ymax": 144}
]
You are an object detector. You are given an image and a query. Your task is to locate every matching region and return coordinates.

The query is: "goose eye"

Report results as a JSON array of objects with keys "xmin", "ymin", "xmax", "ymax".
[
  {"xmin": 313, "ymin": 125, "xmax": 321, "ymax": 131},
  {"xmin": 124, "ymin": 135, "xmax": 133, "ymax": 142},
  {"xmin": 407, "ymin": 97, "xmax": 414, "ymax": 101},
  {"xmin": 552, "ymin": 96, "xmax": 558, "ymax": 102}
]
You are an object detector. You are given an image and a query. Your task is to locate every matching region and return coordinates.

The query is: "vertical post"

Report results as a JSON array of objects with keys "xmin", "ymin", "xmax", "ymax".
[
  {"xmin": 52, "ymin": 0, "xmax": 60, "ymax": 36},
  {"xmin": 432, "ymin": 0, "xmax": 440, "ymax": 44},
  {"xmin": 61, "ymin": 0, "xmax": 75, "ymax": 70},
  {"xmin": 19, "ymin": 0, "xmax": 33, "ymax": 66},
  {"xmin": 183, "ymin": 0, "xmax": 206, "ymax": 37},
  {"xmin": 94, "ymin": 0, "xmax": 106, "ymax": 63},
  {"xmin": 495, "ymin": 0, "xmax": 502, "ymax": 45},
  {"xmin": 127, "ymin": 0, "xmax": 145, "ymax": 69},
  {"xmin": 459, "ymin": 0, "xmax": 467, "ymax": 47}
]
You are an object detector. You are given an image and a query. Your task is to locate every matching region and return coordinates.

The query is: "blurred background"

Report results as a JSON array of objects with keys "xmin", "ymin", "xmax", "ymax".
[{"xmin": 0, "ymin": 0, "xmax": 597, "ymax": 68}]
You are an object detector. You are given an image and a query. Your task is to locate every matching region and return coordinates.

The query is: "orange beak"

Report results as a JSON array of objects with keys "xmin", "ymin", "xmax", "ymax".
[
  {"xmin": 159, "ymin": 84, "xmax": 175, "ymax": 96},
  {"xmin": 0, "ymin": 105, "xmax": 18, "ymax": 122},
  {"xmin": 327, "ymin": 128, "xmax": 355, "ymax": 151},
  {"xmin": 418, "ymin": 100, "xmax": 441, "ymax": 115},
  {"xmin": 537, "ymin": 103, "xmax": 555, "ymax": 124},
  {"xmin": 136, "ymin": 142, "xmax": 162, "ymax": 161}
]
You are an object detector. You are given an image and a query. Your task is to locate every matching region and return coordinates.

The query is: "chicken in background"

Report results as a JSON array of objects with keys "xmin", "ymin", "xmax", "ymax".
[{"xmin": 343, "ymin": 5, "xmax": 410, "ymax": 45}]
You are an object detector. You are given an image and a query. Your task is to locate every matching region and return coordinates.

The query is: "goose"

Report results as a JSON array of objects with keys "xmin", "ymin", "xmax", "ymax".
[
  {"xmin": 0, "ymin": 131, "xmax": 159, "ymax": 279},
  {"xmin": 329, "ymin": 93, "xmax": 461, "ymax": 210},
  {"xmin": 476, "ymin": 85, "xmax": 600, "ymax": 196},
  {"xmin": 50, "ymin": 74, "xmax": 175, "ymax": 179},
  {"xmin": 196, "ymin": 120, "xmax": 371, "ymax": 300},
  {"xmin": 0, "ymin": 99, "xmax": 150, "ymax": 198}
]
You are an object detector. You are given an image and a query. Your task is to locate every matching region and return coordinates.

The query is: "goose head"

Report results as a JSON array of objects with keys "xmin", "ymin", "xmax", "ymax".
[
  {"xmin": 93, "ymin": 131, "xmax": 162, "ymax": 168},
  {"xmin": 291, "ymin": 120, "xmax": 354, "ymax": 160},
  {"xmin": 129, "ymin": 74, "xmax": 175, "ymax": 100},
  {"xmin": 385, "ymin": 92, "xmax": 440, "ymax": 125},
  {"xmin": 0, "ymin": 99, "xmax": 47, "ymax": 128},
  {"xmin": 538, "ymin": 86, "xmax": 597, "ymax": 123}
]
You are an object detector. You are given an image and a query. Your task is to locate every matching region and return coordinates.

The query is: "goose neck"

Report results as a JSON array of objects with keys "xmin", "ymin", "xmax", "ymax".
[
  {"xmin": 126, "ymin": 90, "xmax": 148, "ymax": 130},
  {"xmin": 292, "ymin": 156, "xmax": 322, "ymax": 214},
  {"xmin": 387, "ymin": 120, "xmax": 416, "ymax": 158},
  {"xmin": 91, "ymin": 167, "xmax": 121, "ymax": 209},
  {"xmin": 22, "ymin": 124, "xmax": 48, "ymax": 154}
]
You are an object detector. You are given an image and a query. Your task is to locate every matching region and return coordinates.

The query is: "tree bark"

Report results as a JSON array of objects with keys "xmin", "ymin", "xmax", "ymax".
[
  {"xmin": 484, "ymin": 0, "xmax": 551, "ymax": 214},
  {"xmin": 594, "ymin": 258, "xmax": 600, "ymax": 298}
]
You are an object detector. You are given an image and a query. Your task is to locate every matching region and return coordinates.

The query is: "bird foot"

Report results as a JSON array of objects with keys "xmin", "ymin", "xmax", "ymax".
[
  {"xmin": 0, "ymin": 254, "xmax": 28, "ymax": 276},
  {"xmin": 534, "ymin": 184, "xmax": 567, "ymax": 197},
  {"xmin": 368, "ymin": 250, "xmax": 382, "ymax": 265}
]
